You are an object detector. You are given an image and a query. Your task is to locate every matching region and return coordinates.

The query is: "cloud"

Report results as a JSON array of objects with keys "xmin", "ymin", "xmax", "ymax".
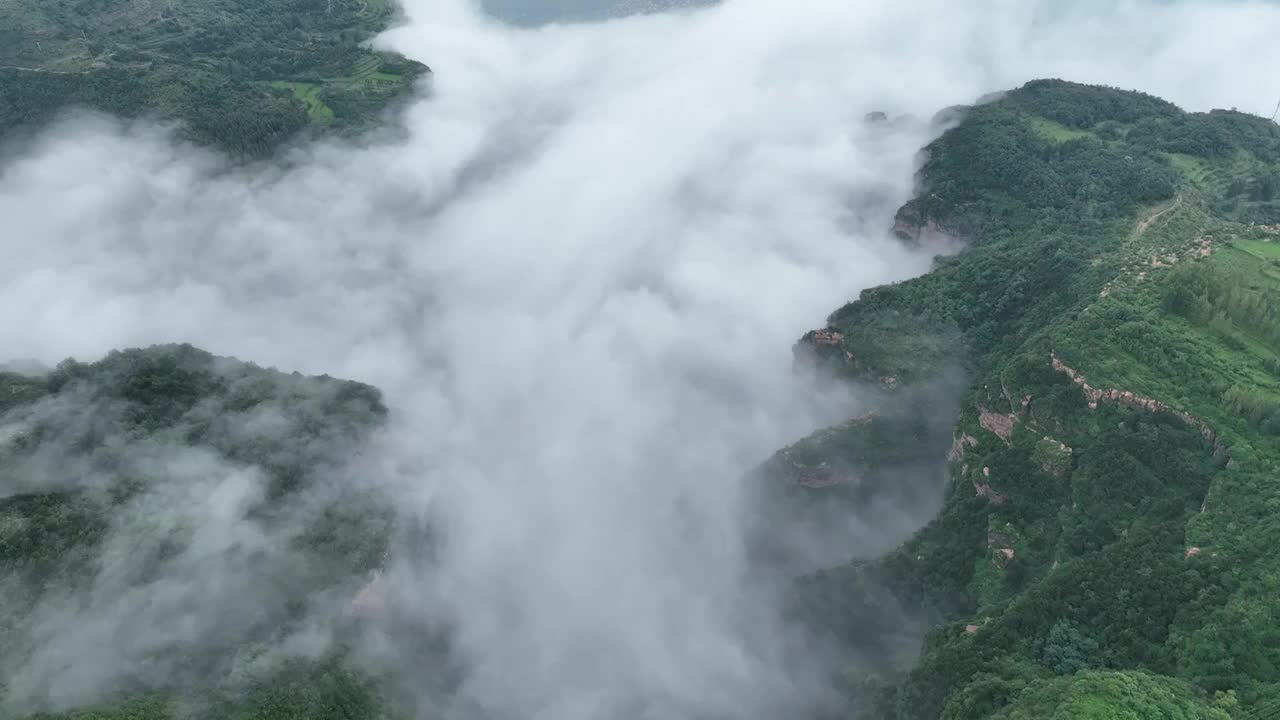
[
  {"xmin": 0, "ymin": 358, "xmax": 392, "ymax": 714},
  {"xmin": 2, "ymin": 0, "xmax": 1279, "ymax": 717}
]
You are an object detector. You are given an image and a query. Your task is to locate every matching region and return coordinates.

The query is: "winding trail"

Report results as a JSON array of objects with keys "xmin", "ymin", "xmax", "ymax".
[
  {"xmin": 0, "ymin": 65, "xmax": 76, "ymax": 75},
  {"xmin": 1133, "ymin": 194, "xmax": 1183, "ymax": 238}
]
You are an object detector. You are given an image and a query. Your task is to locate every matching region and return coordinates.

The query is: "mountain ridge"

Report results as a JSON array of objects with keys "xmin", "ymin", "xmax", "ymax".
[
  {"xmin": 5, "ymin": 21, "xmax": 1280, "ymax": 712},
  {"xmin": 777, "ymin": 78, "xmax": 1280, "ymax": 720}
]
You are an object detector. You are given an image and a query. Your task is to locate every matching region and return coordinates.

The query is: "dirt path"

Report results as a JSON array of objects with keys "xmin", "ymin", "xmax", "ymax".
[
  {"xmin": 1134, "ymin": 194, "xmax": 1182, "ymax": 237},
  {"xmin": 0, "ymin": 65, "xmax": 75, "ymax": 75}
]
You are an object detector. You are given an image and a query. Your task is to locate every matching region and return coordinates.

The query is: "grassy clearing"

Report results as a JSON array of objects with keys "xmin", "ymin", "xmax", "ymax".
[
  {"xmin": 1168, "ymin": 153, "xmax": 1215, "ymax": 190},
  {"xmin": 1027, "ymin": 116, "xmax": 1093, "ymax": 143},
  {"xmin": 266, "ymin": 81, "xmax": 334, "ymax": 123},
  {"xmin": 1071, "ymin": 245, "xmax": 1280, "ymax": 414},
  {"xmin": 1236, "ymin": 239, "xmax": 1280, "ymax": 260}
]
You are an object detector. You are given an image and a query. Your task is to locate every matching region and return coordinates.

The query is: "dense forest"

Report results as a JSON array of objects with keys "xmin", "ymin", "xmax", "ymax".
[
  {"xmin": 780, "ymin": 79, "xmax": 1280, "ymax": 719},
  {"xmin": 0, "ymin": 345, "xmax": 399, "ymax": 719},
  {"xmin": 0, "ymin": 0, "xmax": 429, "ymax": 155}
]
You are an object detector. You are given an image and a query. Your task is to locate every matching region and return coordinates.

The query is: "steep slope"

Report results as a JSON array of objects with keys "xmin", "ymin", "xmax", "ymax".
[
  {"xmin": 0, "ymin": 345, "xmax": 396, "ymax": 719},
  {"xmin": 0, "ymin": 0, "xmax": 428, "ymax": 156},
  {"xmin": 782, "ymin": 80, "xmax": 1280, "ymax": 719}
]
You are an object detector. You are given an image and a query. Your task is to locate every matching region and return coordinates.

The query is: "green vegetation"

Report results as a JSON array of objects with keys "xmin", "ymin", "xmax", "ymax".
[
  {"xmin": 23, "ymin": 698, "xmax": 170, "ymax": 720},
  {"xmin": 783, "ymin": 79, "xmax": 1280, "ymax": 719},
  {"xmin": 0, "ymin": 0, "xmax": 429, "ymax": 156},
  {"xmin": 0, "ymin": 345, "xmax": 394, "ymax": 719},
  {"xmin": 989, "ymin": 671, "xmax": 1231, "ymax": 720}
]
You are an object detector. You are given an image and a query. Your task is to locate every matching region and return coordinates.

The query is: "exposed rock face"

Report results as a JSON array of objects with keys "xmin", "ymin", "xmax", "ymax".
[
  {"xmin": 1189, "ymin": 236, "xmax": 1214, "ymax": 258},
  {"xmin": 892, "ymin": 207, "xmax": 960, "ymax": 247},
  {"xmin": 350, "ymin": 545, "xmax": 393, "ymax": 616},
  {"xmin": 1035, "ymin": 437, "xmax": 1073, "ymax": 477},
  {"xmin": 794, "ymin": 462, "xmax": 843, "ymax": 489},
  {"xmin": 979, "ymin": 407, "xmax": 1016, "ymax": 443},
  {"xmin": 1149, "ymin": 236, "xmax": 1212, "ymax": 269},
  {"xmin": 351, "ymin": 571, "xmax": 387, "ymax": 615},
  {"xmin": 774, "ymin": 415, "xmax": 875, "ymax": 489},
  {"xmin": 992, "ymin": 547, "xmax": 1016, "ymax": 568},
  {"xmin": 890, "ymin": 192, "xmax": 970, "ymax": 250},
  {"xmin": 794, "ymin": 327, "xmax": 856, "ymax": 372},
  {"xmin": 974, "ymin": 467, "xmax": 1009, "ymax": 505},
  {"xmin": 810, "ymin": 329, "xmax": 844, "ymax": 347},
  {"xmin": 794, "ymin": 327, "xmax": 906, "ymax": 387},
  {"xmin": 1050, "ymin": 352, "xmax": 1220, "ymax": 448},
  {"xmin": 947, "ymin": 433, "xmax": 978, "ymax": 463},
  {"xmin": 987, "ymin": 530, "xmax": 1015, "ymax": 549}
]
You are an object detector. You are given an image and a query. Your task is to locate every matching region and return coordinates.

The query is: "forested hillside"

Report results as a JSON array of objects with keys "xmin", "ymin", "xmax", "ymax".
[
  {"xmin": 780, "ymin": 79, "xmax": 1280, "ymax": 719},
  {"xmin": 0, "ymin": 0, "xmax": 428, "ymax": 155},
  {"xmin": 0, "ymin": 345, "xmax": 397, "ymax": 719}
]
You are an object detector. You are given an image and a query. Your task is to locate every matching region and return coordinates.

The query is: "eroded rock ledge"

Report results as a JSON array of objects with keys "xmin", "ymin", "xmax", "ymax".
[{"xmin": 1050, "ymin": 352, "xmax": 1225, "ymax": 455}]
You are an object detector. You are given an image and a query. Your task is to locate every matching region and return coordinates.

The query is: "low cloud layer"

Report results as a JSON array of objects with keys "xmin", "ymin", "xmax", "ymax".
[{"xmin": 3, "ymin": 0, "xmax": 1279, "ymax": 717}]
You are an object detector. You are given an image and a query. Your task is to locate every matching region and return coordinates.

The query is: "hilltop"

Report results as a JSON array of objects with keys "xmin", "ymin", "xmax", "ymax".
[
  {"xmin": 0, "ymin": 345, "xmax": 397, "ymax": 719},
  {"xmin": 774, "ymin": 79, "xmax": 1280, "ymax": 719},
  {"xmin": 0, "ymin": 0, "xmax": 429, "ymax": 156}
]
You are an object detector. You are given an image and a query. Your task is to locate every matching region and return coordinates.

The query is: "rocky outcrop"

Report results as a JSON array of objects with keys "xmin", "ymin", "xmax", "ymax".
[
  {"xmin": 1035, "ymin": 437, "xmax": 1073, "ymax": 477},
  {"xmin": 974, "ymin": 467, "xmax": 1009, "ymax": 505},
  {"xmin": 947, "ymin": 433, "xmax": 978, "ymax": 463},
  {"xmin": 987, "ymin": 523, "xmax": 1017, "ymax": 567},
  {"xmin": 1050, "ymin": 352, "xmax": 1220, "ymax": 448},
  {"xmin": 992, "ymin": 547, "xmax": 1016, "ymax": 569},
  {"xmin": 350, "ymin": 546, "xmax": 392, "ymax": 616},
  {"xmin": 809, "ymin": 328, "xmax": 844, "ymax": 347},
  {"xmin": 1150, "ymin": 235, "xmax": 1213, "ymax": 268},
  {"xmin": 351, "ymin": 570, "xmax": 387, "ymax": 615},
  {"xmin": 794, "ymin": 329, "xmax": 897, "ymax": 390},
  {"xmin": 774, "ymin": 415, "xmax": 875, "ymax": 489},
  {"xmin": 892, "ymin": 199, "xmax": 962, "ymax": 246},
  {"xmin": 794, "ymin": 462, "xmax": 843, "ymax": 489},
  {"xmin": 979, "ymin": 407, "xmax": 1016, "ymax": 444},
  {"xmin": 794, "ymin": 327, "xmax": 856, "ymax": 371}
]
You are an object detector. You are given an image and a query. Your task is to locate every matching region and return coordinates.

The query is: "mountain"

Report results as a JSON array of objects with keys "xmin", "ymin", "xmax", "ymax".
[
  {"xmin": 0, "ymin": 345, "xmax": 398, "ymax": 719},
  {"xmin": 8, "ymin": 79, "xmax": 1277, "ymax": 720},
  {"xmin": 777, "ymin": 79, "xmax": 1280, "ymax": 719},
  {"xmin": 0, "ymin": 0, "xmax": 428, "ymax": 156},
  {"xmin": 6, "ymin": 1, "xmax": 1280, "ymax": 714}
]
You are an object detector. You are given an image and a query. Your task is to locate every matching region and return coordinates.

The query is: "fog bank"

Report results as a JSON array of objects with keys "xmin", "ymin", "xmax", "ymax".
[{"xmin": 3, "ymin": 0, "xmax": 1279, "ymax": 717}]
